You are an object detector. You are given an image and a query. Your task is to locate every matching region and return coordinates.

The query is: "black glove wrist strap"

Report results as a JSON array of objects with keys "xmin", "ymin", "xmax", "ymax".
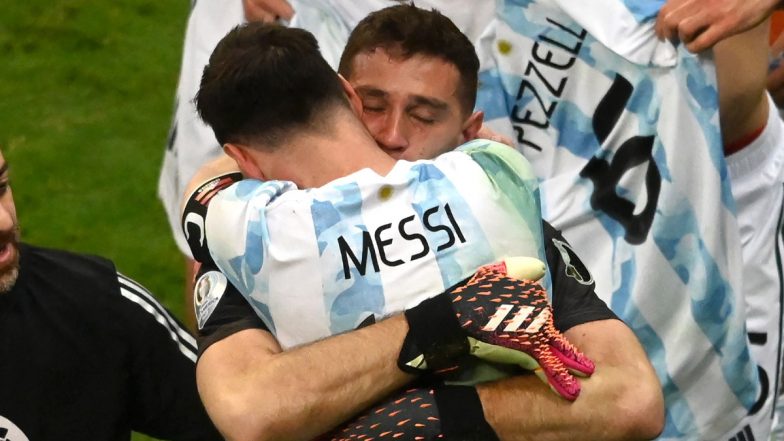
[
  {"xmin": 434, "ymin": 385, "xmax": 500, "ymax": 440},
  {"xmin": 402, "ymin": 291, "xmax": 469, "ymax": 371}
]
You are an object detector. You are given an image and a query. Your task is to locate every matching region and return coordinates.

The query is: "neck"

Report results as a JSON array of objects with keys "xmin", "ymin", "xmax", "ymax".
[{"xmin": 267, "ymin": 117, "xmax": 395, "ymax": 188}]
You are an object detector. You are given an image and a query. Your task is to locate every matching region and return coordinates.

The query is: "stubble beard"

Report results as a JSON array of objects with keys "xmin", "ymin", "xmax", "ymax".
[{"xmin": 0, "ymin": 225, "xmax": 21, "ymax": 294}]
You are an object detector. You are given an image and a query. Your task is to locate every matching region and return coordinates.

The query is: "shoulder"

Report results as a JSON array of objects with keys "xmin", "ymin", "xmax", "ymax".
[
  {"xmin": 18, "ymin": 244, "xmax": 198, "ymax": 360},
  {"xmin": 435, "ymin": 139, "xmax": 540, "ymax": 200},
  {"xmin": 213, "ymin": 179, "xmax": 299, "ymax": 207},
  {"xmin": 183, "ymin": 173, "xmax": 299, "ymax": 263},
  {"xmin": 21, "ymin": 243, "xmax": 117, "ymax": 287},
  {"xmin": 205, "ymin": 179, "xmax": 302, "ymax": 232},
  {"xmin": 451, "ymin": 139, "xmax": 537, "ymax": 180},
  {"xmin": 115, "ymin": 272, "xmax": 198, "ymax": 362},
  {"xmin": 20, "ymin": 244, "xmax": 183, "ymax": 329},
  {"xmin": 454, "ymin": 138, "xmax": 519, "ymax": 156}
]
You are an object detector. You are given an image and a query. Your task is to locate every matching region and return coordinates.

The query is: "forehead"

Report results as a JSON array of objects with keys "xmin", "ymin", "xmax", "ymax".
[{"xmin": 348, "ymin": 48, "xmax": 462, "ymax": 105}]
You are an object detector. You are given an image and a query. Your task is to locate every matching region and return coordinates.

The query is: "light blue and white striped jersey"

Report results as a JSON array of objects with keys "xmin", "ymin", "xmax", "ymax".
[
  {"xmin": 205, "ymin": 141, "xmax": 549, "ymax": 350},
  {"xmin": 286, "ymin": 0, "xmax": 496, "ymax": 68},
  {"xmin": 475, "ymin": 0, "xmax": 758, "ymax": 438}
]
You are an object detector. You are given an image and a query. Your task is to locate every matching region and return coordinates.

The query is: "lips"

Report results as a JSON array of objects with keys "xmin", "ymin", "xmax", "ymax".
[
  {"xmin": 0, "ymin": 226, "xmax": 21, "ymax": 274},
  {"xmin": 0, "ymin": 240, "xmax": 16, "ymax": 270}
]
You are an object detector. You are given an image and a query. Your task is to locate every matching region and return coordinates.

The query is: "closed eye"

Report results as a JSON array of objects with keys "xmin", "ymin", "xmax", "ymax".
[{"xmin": 412, "ymin": 114, "xmax": 435, "ymax": 124}]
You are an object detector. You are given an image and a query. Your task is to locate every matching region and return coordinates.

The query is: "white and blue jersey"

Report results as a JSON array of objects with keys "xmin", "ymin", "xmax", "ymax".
[
  {"xmin": 475, "ymin": 0, "xmax": 758, "ymax": 439},
  {"xmin": 204, "ymin": 141, "xmax": 549, "ymax": 349},
  {"xmin": 158, "ymin": 0, "xmax": 495, "ymax": 257},
  {"xmin": 166, "ymin": 0, "xmax": 763, "ymax": 437}
]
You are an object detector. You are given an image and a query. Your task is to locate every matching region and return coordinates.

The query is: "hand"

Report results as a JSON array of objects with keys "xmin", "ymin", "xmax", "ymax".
[
  {"xmin": 655, "ymin": 0, "xmax": 779, "ymax": 53},
  {"xmin": 242, "ymin": 0, "xmax": 294, "ymax": 23},
  {"xmin": 477, "ymin": 124, "xmax": 515, "ymax": 147},
  {"xmin": 400, "ymin": 257, "xmax": 595, "ymax": 401}
]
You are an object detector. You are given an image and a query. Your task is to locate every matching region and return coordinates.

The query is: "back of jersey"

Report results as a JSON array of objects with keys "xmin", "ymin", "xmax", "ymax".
[
  {"xmin": 205, "ymin": 140, "xmax": 547, "ymax": 349},
  {"xmin": 475, "ymin": 0, "xmax": 757, "ymax": 438}
]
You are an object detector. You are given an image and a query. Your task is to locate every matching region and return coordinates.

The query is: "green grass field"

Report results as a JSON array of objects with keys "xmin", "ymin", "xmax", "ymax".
[{"xmin": 0, "ymin": 1, "xmax": 194, "ymax": 439}]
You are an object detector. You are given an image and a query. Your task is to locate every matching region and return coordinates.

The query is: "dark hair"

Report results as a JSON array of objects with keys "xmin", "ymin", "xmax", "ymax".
[
  {"xmin": 196, "ymin": 23, "xmax": 349, "ymax": 147},
  {"xmin": 337, "ymin": 4, "xmax": 479, "ymax": 114}
]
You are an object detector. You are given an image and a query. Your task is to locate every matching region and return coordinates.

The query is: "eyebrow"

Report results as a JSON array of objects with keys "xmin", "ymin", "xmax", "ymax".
[
  {"xmin": 0, "ymin": 162, "xmax": 9, "ymax": 177},
  {"xmin": 355, "ymin": 86, "xmax": 449, "ymax": 111},
  {"xmin": 409, "ymin": 96, "xmax": 448, "ymax": 111},
  {"xmin": 355, "ymin": 86, "xmax": 388, "ymax": 99}
]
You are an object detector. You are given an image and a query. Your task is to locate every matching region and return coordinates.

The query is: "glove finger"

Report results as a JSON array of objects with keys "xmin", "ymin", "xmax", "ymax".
[
  {"xmin": 469, "ymin": 339, "xmax": 580, "ymax": 401},
  {"xmin": 532, "ymin": 368, "xmax": 567, "ymax": 399},
  {"xmin": 535, "ymin": 344, "xmax": 582, "ymax": 401},
  {"xmin": 502, "ymin": 256, "xmax": 546, "ymax": 281},
  {"xmin": 549, "ymin": 337, "xmax": 595, "ymax": 377},
  {"xmin": 483, "ymin": 257, "xmax": 546, "ymax": 282}
]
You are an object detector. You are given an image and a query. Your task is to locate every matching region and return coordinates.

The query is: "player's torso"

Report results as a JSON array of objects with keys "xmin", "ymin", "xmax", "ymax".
[{"xmin": 207, "ymin": 144, "xmax": 546, "ymax": 349}]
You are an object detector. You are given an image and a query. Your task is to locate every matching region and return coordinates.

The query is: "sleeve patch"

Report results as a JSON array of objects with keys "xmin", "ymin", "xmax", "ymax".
[{"xmin": 195, "ymin": 270, "xmax": 229, "ymax": 330}]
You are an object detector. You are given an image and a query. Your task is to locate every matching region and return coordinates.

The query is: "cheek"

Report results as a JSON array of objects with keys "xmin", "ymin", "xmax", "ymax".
[
  {"xmin": 427, "ymin": 126, "xmax": 461, "ymax": 152},
  {"xmin": 360, "ymin": 113, "xmax": 384, "ymax": 137},
  {"xmin": 407, "ymin": 129, "xmax": 458, "ymax": 159},
  {"xmin": 0, "ymin": 200, "xmax": 18, "ymax": 229},
  {"xmin": 2, "ymin": 192, "xmax": 16, "ymax": 220}
]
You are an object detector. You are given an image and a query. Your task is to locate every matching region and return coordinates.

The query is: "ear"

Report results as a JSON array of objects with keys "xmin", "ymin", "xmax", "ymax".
[
  {"xmin": 224, "ymin": 143, "xmax": 265, "ymax": 180},
  {"xmin": 338, "ymin": 74, "xmax": 363, "ymax": 118},
  {"xmin": 461, "ymin": 110, "xmax": 484, "ymax": 142}
]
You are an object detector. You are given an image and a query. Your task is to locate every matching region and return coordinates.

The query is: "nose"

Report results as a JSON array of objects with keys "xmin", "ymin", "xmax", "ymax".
[{"xmin": 375, "ymin": 111, "xmax": 409, "ymax": 153}]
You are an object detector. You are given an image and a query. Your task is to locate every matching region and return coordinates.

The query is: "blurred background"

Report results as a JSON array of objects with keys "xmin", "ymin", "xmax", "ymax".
[{"xmin": 0, "ymin": 2, "xmax": 191, "ymax": 439}]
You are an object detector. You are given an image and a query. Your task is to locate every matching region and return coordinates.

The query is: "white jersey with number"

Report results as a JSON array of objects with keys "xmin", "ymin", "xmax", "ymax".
[
  {"xmin": 204, "ymin": 141, "xmax": 548, "ymax": 349},
  {"xmin": 161, "ymin": 1, "xmax": 766, "ymax": 438},
  {"xmin": 475, "ymin": 0, "xmax": 759, "ymax": 439}
]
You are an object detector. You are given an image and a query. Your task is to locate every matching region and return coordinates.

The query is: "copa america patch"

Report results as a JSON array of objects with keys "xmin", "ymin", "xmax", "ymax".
[{"xmin": 194, "ymin": 270, "xmax": 228, "ymax": 330}]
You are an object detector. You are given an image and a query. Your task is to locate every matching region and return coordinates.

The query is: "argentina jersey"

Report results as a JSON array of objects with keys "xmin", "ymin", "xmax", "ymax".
[
  {"xmin": 205, "ymin": 140, "xmax": 549, "ymax": 350},
  {"xmin": 475, "ymin": 0, "xmax": 758, "ymax": 439},
  {"xmin": 285, "ymin": 0, "xmax": 496, "ymax": 68}
]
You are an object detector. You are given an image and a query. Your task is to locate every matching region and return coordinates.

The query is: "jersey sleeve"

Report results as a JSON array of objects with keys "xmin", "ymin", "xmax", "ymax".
[
  {"xmin": 182, "ymin": 172, "xmax": 243, "ymax": 265},
  {"xmin": 115, "ymin": 272, "xmax": 223, "ymax": 441},
  {"xmin": 457, "ymin": 139, "xmax": 540, "ymax": 202},
  {"xmin": 203, "ymin": 179, "xmax": 298, "ymax": 300},
  {"xmin": 195, "ymin": 260, "xmax": 268, "ymax": 356},
  {"xmin": 457, "ymin": 139, "xmax": 551, "ymax": 290},
  {"xmin": 183, "ymin": 172, "xmax": 274, "ymax": 355},
  {"xmin": 542, "ymin": 221, "xmax": 618, "ymax": 332}
]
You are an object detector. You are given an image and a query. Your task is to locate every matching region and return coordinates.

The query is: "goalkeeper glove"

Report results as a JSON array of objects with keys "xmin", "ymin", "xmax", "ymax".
[
  {"xmin": 323, "ymin": 385, "xmax": 497, "ymax": 441},
  {"xmin": 399, "ymin": 257, "xmax": 595, "ymax": 401}
]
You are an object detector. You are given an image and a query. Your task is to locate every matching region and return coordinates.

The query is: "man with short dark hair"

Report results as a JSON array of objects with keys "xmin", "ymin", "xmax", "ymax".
[
  {"xmin": 334, "ymin": 5, "xmax": 484, "ymax": 161},
  {"xmin": 186, "ymin": 18, "xmax": 663, "ymax": 441},
  {"xmin": 172, "ymin": 1, "xmax": 769, "ymax": 439}
]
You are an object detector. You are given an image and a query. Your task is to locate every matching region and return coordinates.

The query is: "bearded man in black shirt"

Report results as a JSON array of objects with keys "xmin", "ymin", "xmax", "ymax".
[{"xmin": 0, "ymin": 148, "xmax": 221, "ymax": 440}]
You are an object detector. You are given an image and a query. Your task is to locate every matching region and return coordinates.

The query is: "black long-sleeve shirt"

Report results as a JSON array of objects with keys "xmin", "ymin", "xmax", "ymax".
[{"xmin": 0, "ymin": 243, "xmax": 222, "ymax": 441}]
